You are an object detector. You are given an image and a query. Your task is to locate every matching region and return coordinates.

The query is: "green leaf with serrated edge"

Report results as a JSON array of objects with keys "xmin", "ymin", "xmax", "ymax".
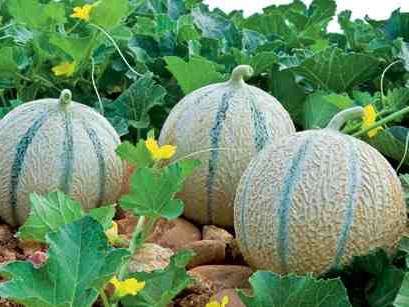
[
  {"xmin": 288, "ymin": 47, "xmax": 380, "ymax": 93},
  {"xmin": 90, "ymin": 0, "xmax": 129, "ymax": 29},
  {"xmin": 116, "ymin": 140, "xmax": 154, "ymax": 168},
  {"xmin": 238, "ymin": 270, "xmax": 351, "ymax": 307},
  {"xmin": 7, "ymin": 0, "xmax": 66, "ymax": 30},
  {"xmin": 17, "ymin": 191, "xmax": 83, "ymax": 242},
  {"xmin": 17, "ymin": 191, "xmax": 116, "ymax": 242},
  {"xmin": 120, "ymin": 161, "xmax": 200, "ymax": 219},
  {"xmin": 113, "ymin": 74, "xmax": 166, "ymax": 129},
  {"xmin": 120, "ymin": 250, "xmax": 194, "ymax": 307},
  {"xmin": 395, "ymin": 273, "xmax": 409, "ymax": 307},
  {"xmin": 164, "ymin": 56, "xmax": 225, "ymax": 95},
  {"xmin": 0, "ymin": 216, "xmax": 130, "ymax": 307}
]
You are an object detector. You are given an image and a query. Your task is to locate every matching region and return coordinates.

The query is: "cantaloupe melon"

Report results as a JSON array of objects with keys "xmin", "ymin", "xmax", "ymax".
[
  {"xmin": 159, "ymin": 65, "xmax": 296, "ymax": 226},
  {"xmin": 234, "ymin": 107, "xmax": 407, "ymax": 275},
  {"xmin": 0, "ymin": 89, "xmax": 125, "ymax": 226}
]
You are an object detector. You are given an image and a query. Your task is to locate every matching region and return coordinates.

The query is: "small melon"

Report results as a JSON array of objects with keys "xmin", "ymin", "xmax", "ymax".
[
  {"xmin": 234, "ymin": 107, "xmax": 407, "ymax": 275},
  {"xmin": 0, "ymin": 89, "xmax": 125, "ymax": 226},
  {"xmin": 159, "ymin": 65, "xmax": 296, "ymax": 226}
]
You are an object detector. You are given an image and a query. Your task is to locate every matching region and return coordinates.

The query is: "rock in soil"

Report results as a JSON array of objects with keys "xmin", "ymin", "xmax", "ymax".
[
  {"xmin": 179, "ymin": 240, "xmax": 226, "ymax": 269},
  {"xmin": 209, "ymin": 288, "xmax": 248, "ymax": 307},
  {"xmin": 187, "ymin": 265, "xmax": 253, "ymax": 294},
  {"xmin": 128, "ymin": 243, "xmax": 174, "ymax": 273},
  {"xmin": 148, "ymin": 218, "xmax": 201, "ymax": 250},
  {"xmin": 202, "ymin": 225, "xmax": 234, "ymax": 245}
]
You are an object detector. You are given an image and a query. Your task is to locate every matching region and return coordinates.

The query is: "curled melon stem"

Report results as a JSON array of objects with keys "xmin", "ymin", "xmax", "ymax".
[
  {"xmin": 326, "ymin": 106, "xmax": 364, "ymax": 131},
  {"xmin": 59, "ymin": 89, "xmax": 72, "ymax": 107},
  {"xmin": 229, "ymin": 65, "xmax": 254, "ymax": 84}
]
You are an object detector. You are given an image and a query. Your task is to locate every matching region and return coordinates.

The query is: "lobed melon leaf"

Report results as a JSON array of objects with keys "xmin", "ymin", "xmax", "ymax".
[
  {"xmin": 17, "ymin": 191, "xmax": 116, "ymax": 242},
  {"xmin": 0, "ymin": 216, "xmax": 130, "ymax": 307},
  {"xmin": 237, "ymin": 270, "xmax": 351, "ymax": 307}
]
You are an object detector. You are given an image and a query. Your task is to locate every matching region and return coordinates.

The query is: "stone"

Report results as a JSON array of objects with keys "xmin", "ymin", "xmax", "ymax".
[
  {"xmin": 148, "ymin": 218, "xmax": 201, "ymax": 250},
  {"xmin": 180, "ymin": 240, "xmax": 226, "ymax": 269},
  {"xmin": 209, "ymin": 289, "xmax": 247, "ymax": 307},
  {"xmin": 187, "ymin": 265, "xmax": 253, "ymax": 294},
  {"xmin": 128, "ymin": 243, "xmax": 174, "ymax": 273},
  {"xmin": 175, "ymin": 293, "xmax": 212, "ymax": 307},
  {"xmin": 18, "ymin": 240, "xmax": 45, "ymax": 258},
  {"xmin": 116, "ymin": 211, "xmax": 138, "ymax": 238},
  {"xmin": 202, "ymin": 225, "xmax": 234, "ymax": 245}
]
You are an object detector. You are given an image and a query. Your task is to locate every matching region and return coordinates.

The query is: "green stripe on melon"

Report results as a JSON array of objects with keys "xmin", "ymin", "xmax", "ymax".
[
  {"xmin": 159, "ymin": 65, "xmax": 296, "ymax": 226},
  {"xmin": 0, "ymin": 89, "xmax": 125, "ymax": 226},
  {"xmin": 234, "ymin": 107, "xmax": 407, "ymax": 275}
]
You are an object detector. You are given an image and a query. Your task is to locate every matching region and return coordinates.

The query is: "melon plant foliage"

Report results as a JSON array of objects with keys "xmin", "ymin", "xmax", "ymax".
[{"xmin": 2, "ymin": 0, "xmax": 409, "ymax": 306}]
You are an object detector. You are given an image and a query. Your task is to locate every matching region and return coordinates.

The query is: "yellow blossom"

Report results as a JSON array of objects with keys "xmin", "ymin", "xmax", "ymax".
[
  {"xmin": 145, "ymin": 137, "xmax": 176, "ymax": 161},
  {"xmin": 110, "ymin": 276, "xmax": 145, "ymax": 298},
  {"xmin": 105, "ymin": 221, "xmax": 118, "ymax": 244},
  {"xmin": 206, "ymin": 295, "xmax": 229, "ymax": 307},
  {"xmin": 51, "ymin": 61, "xmax": 76, "ymax": 77},
  {"xmin": 70, "ymin": 3, "xmax": 95, "ymax": 21},
  {"xmin": 362, "ymin": 104, "xmax": 382, "ymax": 138}
]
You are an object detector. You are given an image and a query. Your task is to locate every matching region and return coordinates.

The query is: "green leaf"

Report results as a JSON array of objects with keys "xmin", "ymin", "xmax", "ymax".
[
  {"xmin": 368, "ymin": 267, "xmax": 405, "ymax": 307},
  {"xmin": 0, "ymin": 216, "xmax": 130, "ymax": 307},
  {"xmin": 17, "ymin": 191, "xmax": 116, "ymax": 242},
  {"xmin": 269, "ymin": 70, "xmax": 306, "ymax": 125},
  {"xmin": 249, "ymin": 51, "xmax": 278, "ymax": 75},
  {"xmin": 116, "ymin": 140, "xmax": 154, "ymax": 168},
  {"xmin": 369, "ymin": 126, "xmax": 409, "ymax": 166},
  {"xmin": 288, "ymin": 47, "xmax": 380, "ymax": 93},
  {"xmin": 91, "ymin": 0, "xmax": 129, "ymax": 29},
  {"xmin": 243, "ymin": 12, "xmax": 293, "ymax": 39},
  {"xmin": 17, "ymin": 191, "xmax": 83, "ymax": 242},
  {"xmin": 395, "ymin": 273, "xmax": 409, "ymax": 307},
  {"xmin": 7, "ymin": 0, "xmax": 66, "ymax": 30},
  {"xmin": 0, "ymin": 47, "xmax": 20, "ymax": 80},
  {"xmin": 238, "ymin": 271, "xmax": 351, "ymax": 307},
  {"xmin": 400, "ymin": 175, "xmax": 409, "ymax": 209},
  {"xmin": 329, "ymin": 249, "xmax": 403, "ymax": 307},
  {"xmin": 164, "ymin": 56, "xmax": 225, "ymax": 95},
  {"xmin": 88, "ymin": 205, "xmax": 116, "ymax": 230},
  {"xmin": 120, "ymin": 161, "xmax": 200, "ymax": 219},
  {"xmin": 48, "ymin": 34, "xmax": 93, "ymax": 63},
  {"xmin": 121, "ymin": 250, "xmax": 194, "ymax": 307},
  {"xmin": 113, "ymin": 74, "xmax": 167, "ymax": 129},
  {"xmin": 191, "ymin": 5, "xmax": 240, "ymax": 46},
  {"xmin": 384, "ymin": 87, "xmax": 409, "ymax": 110},
  {"xmin": 304, "ymin": 92, "xmax": 353, "ymax": 129}
]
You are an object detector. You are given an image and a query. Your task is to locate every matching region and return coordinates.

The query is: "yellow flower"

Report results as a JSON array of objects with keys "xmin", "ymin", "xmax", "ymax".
[
  {"xmin": 110, "ymin": 276, "xmax": 145, "ymax": 298},
  {"xmin": 206, "ymin": 295, "xmax": 229, "ymax": 307},
  {"xmin": 51, "ymin": 61, "xmax": 76, "ymax": 77},
  {"xmin": 362, "ymin": 104, "xmax": 382, "ymax": 138},
  {"xmin": 145, "ymin": 137, "xmax": 176, "ymax": 161},
  {"xmin": 105, "ymin": 221, "xmax": 118, "ymax": 244},
  {"xmin": 70, "ymin": 3, "xmax": 95, "ymax": 21}
]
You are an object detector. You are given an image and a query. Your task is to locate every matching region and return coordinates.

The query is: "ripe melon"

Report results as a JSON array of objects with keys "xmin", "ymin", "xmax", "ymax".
[
  {"xmin": 159, "ymin": 65, "xmax": 296, "ymax": 226},
  {"xmin": 0, "ymin": 89, "xmax": 125, "ymax": 226},
  {"xmin": 234, "ymin": 107, "xmax": 407, "ymax": 275}
]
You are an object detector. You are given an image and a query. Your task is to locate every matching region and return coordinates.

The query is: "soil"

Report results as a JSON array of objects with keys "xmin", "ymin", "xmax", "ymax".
[{"xmin": 0, "ymin": 215, "xmax": 250, "ymax": 307}]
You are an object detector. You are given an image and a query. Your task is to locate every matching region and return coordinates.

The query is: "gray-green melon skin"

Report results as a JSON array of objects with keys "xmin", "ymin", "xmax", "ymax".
[
  {"xmin": 159, "ymin": 78, "xmax": 295, "ymax": 226},
  {"xmin": 234, "ymin": 129, "xmax": 407, "ymax": 276},
  {"xmin": 0, "ymin": 98, "xmax": 125, "ymax": 226}
]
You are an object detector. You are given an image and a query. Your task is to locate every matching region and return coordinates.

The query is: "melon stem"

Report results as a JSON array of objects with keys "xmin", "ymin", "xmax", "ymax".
[
  {"xmin": 59, "ymin": 89, "xmax": 72, "ymax": 107},
  {"xmin": 229, "ymin": 65, "xmax": 254, "ymax": 84},
  {"xmin": 326, "ymin": 106, "xmax": 364, "ymax": 131}
]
